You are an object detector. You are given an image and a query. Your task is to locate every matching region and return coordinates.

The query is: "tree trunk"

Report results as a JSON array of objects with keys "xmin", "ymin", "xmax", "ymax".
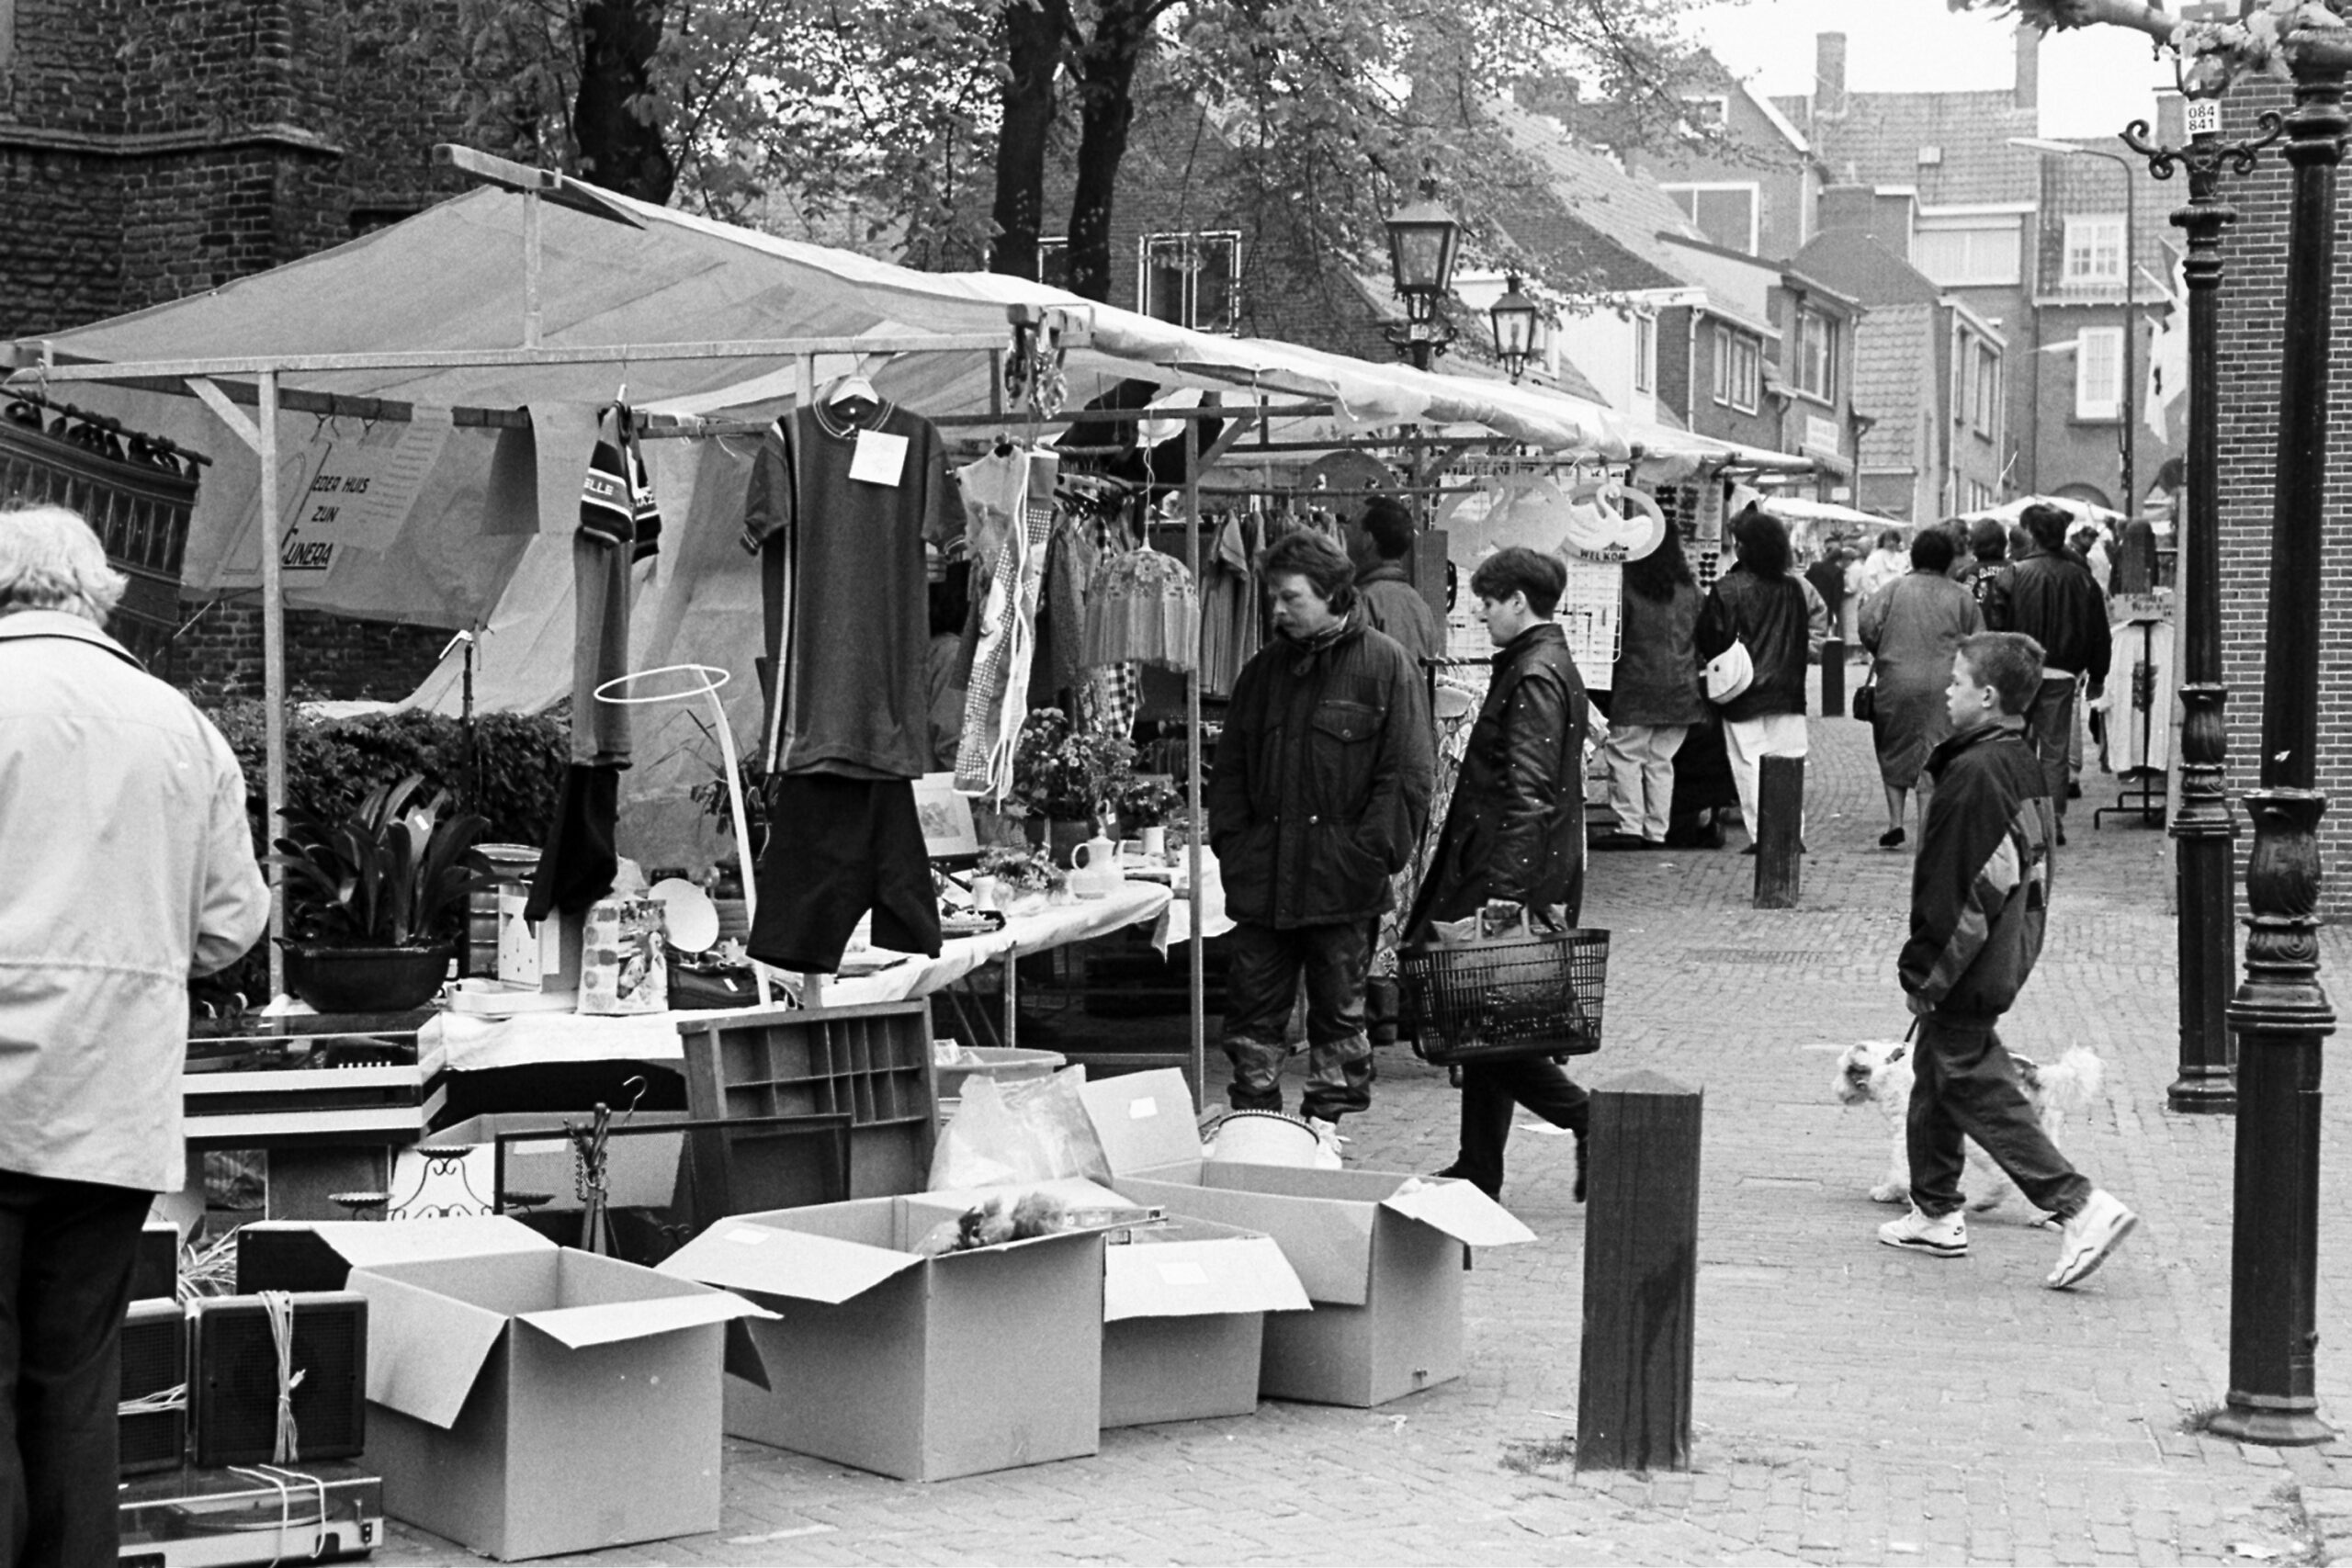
[
  {"xmin": 1065, "ymin": 0, "xmax": 1150, "ymax": 304},
  {"xmin": 989, "ymin": 0, "xmax": 1067, "ymax": 279},
  {"xmin": 573, "ymin": 0, "xmax": 675, "ymax": 202}
]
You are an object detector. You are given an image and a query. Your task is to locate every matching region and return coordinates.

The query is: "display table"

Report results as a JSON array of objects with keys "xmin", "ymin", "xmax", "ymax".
[
  {"xmin": 1149, "ymin": 850, "xmax": 1232, "ymax": 954},
  {"xmin": 420, "ymin": 881, "xmax": 1174, "ymax": 1075}
]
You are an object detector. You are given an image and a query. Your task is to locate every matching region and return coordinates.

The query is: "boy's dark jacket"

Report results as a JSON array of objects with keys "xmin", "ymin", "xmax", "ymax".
[{"xmin": 1900, "ymin": 718, "xmax": 2055, "ymax": 1021}]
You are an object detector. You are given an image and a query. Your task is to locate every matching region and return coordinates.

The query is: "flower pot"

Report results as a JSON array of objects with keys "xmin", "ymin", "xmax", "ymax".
[{"xmin": 281, "ymin": 942, "xmax": 453, "ymax": 1014}]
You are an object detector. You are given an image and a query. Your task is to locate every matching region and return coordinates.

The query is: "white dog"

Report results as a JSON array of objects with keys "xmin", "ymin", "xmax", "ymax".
[{"xmin": 1831, "ymin": 1039, "xmax": 2105, "ymax": 1217}]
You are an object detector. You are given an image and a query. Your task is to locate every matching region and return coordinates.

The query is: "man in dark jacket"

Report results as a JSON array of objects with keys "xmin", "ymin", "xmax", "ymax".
[
  {"xmin": 1208, "ymin": 530, "xmax": 1434, "ymax": 1134},
  {"xmin": 1982, "ymin": 502, "xmax": 2110, "ymax": 842},
  {"xmin": 1406, "ymin": 547, "xmax": 1592, "ymax": 1201},
  {"xmin": 1350, "ymin": 497, "xmax": 1445, "ymax": 667},
  {"xmin": 1879, "ymin": 631, "xmax": 2136, "ymax": 1289}
]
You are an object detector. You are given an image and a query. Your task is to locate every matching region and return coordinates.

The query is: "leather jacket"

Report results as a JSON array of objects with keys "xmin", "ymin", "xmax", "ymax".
[
  {"xmin": 1982, "ymin": 552, "xmax": 2112, "ymax": 684},
  {"xmin": 1208, "ymin": 612, "xmax": 1435, "ymax": 928},
  {"xmin": 1405, "ymin": 622, "xmax": 1589, "ymax": 934},
  {"xmin": 1696, "ymin": 565, "xmax": 1828, "ymax": 722}
]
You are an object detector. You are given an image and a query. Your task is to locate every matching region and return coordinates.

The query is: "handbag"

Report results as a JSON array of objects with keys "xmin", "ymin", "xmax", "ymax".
[
  {"xmin": 1851, "ymin": 674, "xmax": 1877, "ymax": 724},
  {"xmin": 1702, "ymin": 637, "xmax": 1754, "ymax": 705}
]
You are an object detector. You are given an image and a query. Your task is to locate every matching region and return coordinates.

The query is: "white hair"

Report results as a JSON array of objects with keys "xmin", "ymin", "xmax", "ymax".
[{"xmin": 0, "ymin": 503, "xmax": 128, "ymax": 623}]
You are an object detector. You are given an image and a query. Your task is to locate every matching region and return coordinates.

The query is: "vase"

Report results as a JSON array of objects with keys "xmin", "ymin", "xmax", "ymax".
[
  {"xmin": 1044, "ymin": 818, "xmax": 1090, "ymax": 866},
  {"xmin": 281, "ymin": 941, "xmax": 453, "ymax": 1013}
]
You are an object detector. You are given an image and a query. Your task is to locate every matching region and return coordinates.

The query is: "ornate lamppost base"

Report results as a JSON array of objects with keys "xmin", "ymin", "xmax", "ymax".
[
  {"xmin": 2168, "ymin": 1073, "xmax": 2239, "ymax": 1114},
  {"xmin": 2208, "ymin": 1397, "xmax": 2334, "ymax": 1446}
]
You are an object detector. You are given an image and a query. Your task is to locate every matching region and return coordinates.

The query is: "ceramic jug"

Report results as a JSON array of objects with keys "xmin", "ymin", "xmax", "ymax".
[{"xmin": 1069, "ymin": 832, "xmax": 1122, "ymax": 899}]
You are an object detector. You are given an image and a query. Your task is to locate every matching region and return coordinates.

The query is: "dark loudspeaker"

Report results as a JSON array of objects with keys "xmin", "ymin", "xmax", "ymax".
[
  {"xmin": 117, "ymin": 1299, "xmax": 187, "ymax": 1475},
  {"xmin": 130, "ymin": 1220, "xmax": 179, "ymax": 1303},
  {"xmin": 234, "ymin": 1224, "xmax": 354, "ymax": 1294},
  {"xmin": 190, "ymin": 1292, "xmax": 368, "ymax": 1468}
]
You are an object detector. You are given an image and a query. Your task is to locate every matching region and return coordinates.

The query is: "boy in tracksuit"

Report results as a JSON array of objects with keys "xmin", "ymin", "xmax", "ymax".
[{"xmin": 1878, "ymin": 631, "xmax": 2138, "ymax": 1290}]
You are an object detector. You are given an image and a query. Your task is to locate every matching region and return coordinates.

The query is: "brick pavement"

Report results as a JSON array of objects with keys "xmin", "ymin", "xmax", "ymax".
[{"xmin": 378, "ymin": 687, "xmax": 2352, "ymax": 1565}]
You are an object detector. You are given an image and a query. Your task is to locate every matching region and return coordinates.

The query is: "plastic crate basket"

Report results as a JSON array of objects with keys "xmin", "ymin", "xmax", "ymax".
[{"xmin": 1399, "ymin": 927, "xmax": 1610, "ymax": 1066}]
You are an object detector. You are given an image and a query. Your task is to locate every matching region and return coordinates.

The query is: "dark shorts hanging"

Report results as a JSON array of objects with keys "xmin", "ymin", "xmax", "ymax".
[{"xmin": 747, "ymin": 773, "xmax": 943, "ymax": 975}]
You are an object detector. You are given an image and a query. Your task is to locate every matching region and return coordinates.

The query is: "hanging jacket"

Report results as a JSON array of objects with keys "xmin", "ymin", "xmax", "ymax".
[
  {"xmin": 1610, "ymin": 580, "xmax": 1707, "ymax": 728},
  {"xmin": 1899, "ymin": 718, "xmax": 2054, "ymax": 1022},
  {"xmin": 1405, "ymin": 621, "xmax": 1589, "ymax": 935},
  {"xmin": 1695, "ymin": 564, "xmax": 1828, "ymax": 723},
  {"xmin": 1208, "ymin": 612, "xmax": 1435, "ymax": 929}
]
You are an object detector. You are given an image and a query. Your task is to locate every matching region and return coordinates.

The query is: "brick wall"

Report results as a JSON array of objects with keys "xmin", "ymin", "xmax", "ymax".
[
  {"xmin": 2216, "ymin": 79, "xmax": 2352, "ymax": 915},
  {"xmin": 172, "ymin": 602, "xmax": 450, "ymax": 701}
]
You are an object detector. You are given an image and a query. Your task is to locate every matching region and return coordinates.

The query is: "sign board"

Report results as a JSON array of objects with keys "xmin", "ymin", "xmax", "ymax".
[
  {"xmin": 2187, "ymin": 100, "xmax": 2222, "ymax": 138},
  {"xmin": 1803, "ymin": 414, "xmax": 1842, "ymax": 457},
  {"xmin": 275, "ymin": 412, "xmax": 453, "ymax": 577}
]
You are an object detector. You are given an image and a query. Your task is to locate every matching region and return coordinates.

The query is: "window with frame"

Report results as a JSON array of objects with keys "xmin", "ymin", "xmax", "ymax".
[
  {"xmin": 1974, "ymin": 343, "xmax": 2000, "ymax": 433},
  {"xmin": 2075, "ymin": 325, "xmax": 2124, "ymax": 420},
  {"xmin": 1634, "ymin": 313, "xmax": 1657, "ymax": 394},
  {"xmin": 1794, "ymin": 309, "xmax": 1837, "ymax": 401},
  {"xmin": 1662, "ymin": 183, "xmax": 1760, "ymax": 254},
  {"xmin": 1140, "ymin": 231, "xmax": 1240, "ymax": 333},
  {"xmin": 2062, "ymin": 215, "xmax": 2126, "ymax": 287},
  {"xmin": 1680, "ymin": 95, "xmax": 1728, "ymax": 130},
  {"xmin": 1713, "ymin": 324, "xmax": 1760, "ymax": 412},
  {"xmin": 1965, "ymin": 479, "xmax": 1995, "ymax": 513},
  {"xmin": 1912, "ymin": 219, "xmax": 2022, "ymax": 287},
  {"xmin": 1037, "ymin": 237, "xmax": 1071, "ymax": 291}
]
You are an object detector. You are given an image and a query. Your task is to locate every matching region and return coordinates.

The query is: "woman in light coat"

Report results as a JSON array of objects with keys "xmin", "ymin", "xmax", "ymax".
[{"xmin": 1858, "ymin": 526, "xmax": 1983, "ymax": 848}]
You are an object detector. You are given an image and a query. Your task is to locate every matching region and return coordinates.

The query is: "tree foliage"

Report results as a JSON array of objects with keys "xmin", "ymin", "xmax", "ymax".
[{"xmin": 1947, "ymin": 0, "xmax": 2352, "ymax": 91}]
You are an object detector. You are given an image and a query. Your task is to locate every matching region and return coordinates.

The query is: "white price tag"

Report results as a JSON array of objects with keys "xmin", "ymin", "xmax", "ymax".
[
  {"xmin": 849, "ymin": 428, "xmax": 909, "ymax": 487},
  {"xmin": 1157, "ymin": 1261, "xmax": 1209, "ymax": 1286},
  {"xmin": 1129, "ymin": 1098, "xmax": 1159, "ymax": 1120}
]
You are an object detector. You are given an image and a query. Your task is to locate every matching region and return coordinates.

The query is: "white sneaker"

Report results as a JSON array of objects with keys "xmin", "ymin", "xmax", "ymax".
[
  {"xmin": 1878, "ymin": 1205, "xmax": 1967, "ymax": 1258},
  {"xmin": 2047, "ymin": 1189, "xmax": 2137, "ymax": 1290}
]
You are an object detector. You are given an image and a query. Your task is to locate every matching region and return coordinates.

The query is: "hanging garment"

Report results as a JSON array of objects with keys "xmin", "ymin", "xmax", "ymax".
[
  {"xmin": 742, "ymin": 398, "xmax": 963, "ymax": 780},
  {"xmin": 571, "ymin": 403, "xmax": 661, "ymax": 767},
  {"xmin": 525, "ymin": 762, "xmax": 621, "ymax": 921},
  {"xmin": 954, "ymin": 447, "xmax": 1058, "ymax": 801},
  {"xmin": 747, "ymin": 774, "xmax": 943, "ymax": 974},
  {"xmin": 1083, "ymin": 547, "xmax": 1199, "ymax": 671},
  {"xmin": 1196, "ymin": 511, "xmax": 1261, "ymax": 699}
]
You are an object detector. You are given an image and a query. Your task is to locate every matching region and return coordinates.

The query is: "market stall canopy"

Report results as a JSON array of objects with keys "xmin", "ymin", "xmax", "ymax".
[
  {"xmin": 1958, "ymin": 493, "xmax": 2125, "ymax": 528},
  {"xmin": 1758, "ymin": 496, "xmax": 1903, "ymax": 529},
  {"xmin": 6, "ymin": 173, "xmax": 1637, "ymax": 626}
]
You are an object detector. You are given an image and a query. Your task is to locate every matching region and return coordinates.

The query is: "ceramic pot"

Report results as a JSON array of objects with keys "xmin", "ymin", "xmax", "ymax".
[{"xmin": 281, "ymin": 942, "xmax": 452, "ymax": 1013}]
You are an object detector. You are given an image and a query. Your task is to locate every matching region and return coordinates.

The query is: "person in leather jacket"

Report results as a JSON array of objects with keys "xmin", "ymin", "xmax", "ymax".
[
  {"xmin": 1405, "ymin": 547, "xmax": 1593, "ymax": 1201},
  {"xmin": 1695, "ymin": 505, "xmax": 1828, "ymax": 851},
  {"xmin": 1208, "ymin": 529, "xmax": 1434, "ymax": 1135},
  {"xmin": 1980, "ymin": 502, "xmax": 2111, "ymax": 842}
]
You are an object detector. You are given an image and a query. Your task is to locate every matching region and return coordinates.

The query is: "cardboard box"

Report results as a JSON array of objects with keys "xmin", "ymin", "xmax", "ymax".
[
  {"xmin": 1080, "ymin": 1070, "xmax": 1536, "ymax": 1408},
  {"xmin": 1102, "ymin": 1215, "xmax": 1308, "ymax": 1428},
  {"xmin": 660, "ymin": 1196, "xmax": 1105, "ymax": 1481},
  {"xmin": 237, "ymin": 1213, "xmax": 556, "ymax": 1292},
  {"xmin": 342, "ymin": 1219, "xmax": 769, "ymax": 1561}
]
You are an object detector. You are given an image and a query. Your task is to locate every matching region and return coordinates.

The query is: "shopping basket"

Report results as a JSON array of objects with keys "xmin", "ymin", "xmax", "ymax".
[{"xmin": 1398, "ymin": 924, "xmax": 1610, "ymax": 1067}]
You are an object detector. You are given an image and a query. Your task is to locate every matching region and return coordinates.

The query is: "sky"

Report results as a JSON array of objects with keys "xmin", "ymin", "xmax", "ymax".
[{"xmin": 1688, "ymin": 0, "xmax": 2177, "ymax": 141}]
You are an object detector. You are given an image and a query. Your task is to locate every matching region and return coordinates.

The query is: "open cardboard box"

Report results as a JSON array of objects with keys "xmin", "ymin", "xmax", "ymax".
[
  {"xmin": 238, "ymin": 1213, "xmax": 567, "ymax": 1293},
  {"xmin": 1080, "ymin": 1069, "xmax": 1536, "ymax": 1408},
  {"xmin": 339, "ymin": 1216, "xmax": 772, "ymax": 1561},
  {"xmin": 660, "ymin": 1195, "xmax": 1105, "ymax": 1481}
]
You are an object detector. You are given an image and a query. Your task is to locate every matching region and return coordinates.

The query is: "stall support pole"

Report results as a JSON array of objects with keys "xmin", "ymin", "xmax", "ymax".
[
  {"xmin": 259, "ymin": 370, "xmax": 287, "ymax": 998},
  {"xmin": 522, "ymin": 190, "xmax": 543, "ymax": 349},
  {"xmin": 1183, "ymin": 417, "xmax": 1205, "ymax": 1108}
]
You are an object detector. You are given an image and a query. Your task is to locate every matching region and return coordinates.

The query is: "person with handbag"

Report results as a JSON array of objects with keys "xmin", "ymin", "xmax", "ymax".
[
  {"xmin": 1695, "ymin": 505, "xmax": 1830, "ymax": 853},
  {"xmin": 1405, "ymin": 547, "xmax": 1592, "ymax": 1202},
  {"xmin": 1858, "ymin": 527, "xmax": 1983, "ymax": 849}
]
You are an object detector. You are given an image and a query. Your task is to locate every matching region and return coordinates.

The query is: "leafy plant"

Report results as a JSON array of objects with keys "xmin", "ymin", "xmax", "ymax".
[
  {"xmin": 978, "ymin": 845, "xmax": 1068, "ymax": 895},
  {"xmin": 1114, "ymin": 774, "xmax": 1182, "ymax": 829},
  {"xmin": 1010, "ymin": 708, "xmax": 1135, "ymax": 824},
  {"xmin": 271, "ymin": 774, "xmax": 499, "ymax": 948}
]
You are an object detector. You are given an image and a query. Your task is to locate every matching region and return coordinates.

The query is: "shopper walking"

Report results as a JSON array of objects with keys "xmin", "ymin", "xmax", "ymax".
[
  {"xmin": 1209, "ymin": 530, "xmax": 1434, "ymax": 1137},
  {"xmin": 1406, "ymin": 547, "xmax": 1591, "ymax": 1201},
  {"xmin": 1696, "ymin": 505, "xmax": 1829, "ymax": 852},
  {"xmin": 1981, "ymin": 502, "xmax": 2110, "ymax": 844},
  {"xmin": 1804, "ymin": 545, "xmax": 1850, "ymax": 655},
  {"xmin": 1878, "ymin": 631, "xmax": 2137, "ymax": 1288},
  {"xmin": 1855, "ymin": 528, "xmax": 1908, "ymax": 604},
  {"xmin": 1349, "ymin": 497, "xmax": 1445, "ymax": 668},
  {"xmin": 1958, "ymin": 517, "xmax": 2008, "ymax": 618},
  {"xmin": 0, "ymin": 505, "xmax": 270, "ymax": 1565},
  {"xmin": 1598, "ymin": 536, "xmax": 1705, "ymax": 849},
  {"xmin": 1858, "ymin": 528, "xmax": 1983, "ymax": 849}
]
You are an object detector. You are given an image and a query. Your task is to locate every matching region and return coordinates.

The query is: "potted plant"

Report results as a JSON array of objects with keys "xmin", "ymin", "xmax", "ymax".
[
  {"xmin": 1009, "ymin": 708, "xmax": 1135, "ymax": 863},
  {"xmin": 975, "ymin": 845, "xmax": 1069, "ymax": 917},
  {"xmin": 271, "ymin": 773, "xmax": 497, "ymax": 1011},
  {"xmin": 1114, "ymin": 775, "xmax": 1183, "ymax": 861}
]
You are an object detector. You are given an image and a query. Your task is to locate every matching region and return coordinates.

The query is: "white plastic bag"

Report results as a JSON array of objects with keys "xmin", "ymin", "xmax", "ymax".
[{"xmin": 927, "ymin": 1066, "xmax": 1113, "ymax": 1191}]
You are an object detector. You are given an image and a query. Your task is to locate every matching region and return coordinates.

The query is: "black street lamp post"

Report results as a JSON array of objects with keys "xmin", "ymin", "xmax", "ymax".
[
  {"xmin": 1488, "ymin": 274, "xmax": 1543, "ymax": 384},
  {"xmin": 2120, "ymin": 101, "xmax": 2281, "ymax": 1118},
  {"xmin": 1384, "ymin": 179, "xmax": 1464, "ymax": 372},
  {"xmin": 2208, "ymin": 62, "xmax": 2344, "ymax": 1449}
]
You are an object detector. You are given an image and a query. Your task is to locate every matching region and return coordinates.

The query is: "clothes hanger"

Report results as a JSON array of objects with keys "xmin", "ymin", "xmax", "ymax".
[{"xmin": 823, "ymin": 356, "xmax": 878, "ymax": 408}]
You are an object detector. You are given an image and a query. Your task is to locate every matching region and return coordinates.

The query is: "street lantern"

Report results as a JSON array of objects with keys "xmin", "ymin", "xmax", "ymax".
[
  {"xmin": 1489, "ymin": 274, "xmax": 1542, "ymax": 382},
  {"xmin": 1384, "ymin": 177, "xmax": 1462, "ymax": 370}
]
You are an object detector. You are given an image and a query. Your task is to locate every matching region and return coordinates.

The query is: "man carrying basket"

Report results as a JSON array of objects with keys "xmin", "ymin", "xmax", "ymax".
[{"xmin": 1407, "ymin": 547, "xmax": 1595, "ymax": 1202}]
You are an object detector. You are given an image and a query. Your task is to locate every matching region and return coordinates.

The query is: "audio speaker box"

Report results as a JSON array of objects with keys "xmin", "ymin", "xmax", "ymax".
[
  {"xmin": 189, "ymin": 1292, "xmax": 368, "ymax": 1468},
  {"xmin": 130, "ymin": 1219, "xmax": 180, "ymax": 1302},
  {"xmin": 116, "ymin": 1299, "xmax": 187, "ymax": 1475}
]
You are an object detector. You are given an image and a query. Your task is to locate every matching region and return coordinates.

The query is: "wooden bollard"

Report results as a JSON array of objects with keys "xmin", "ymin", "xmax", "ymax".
[
  {"xmin": 1753, "ymin": 753, "xmax": 1804, "ymax": 908},
  {"xmin": 1576, "ymin": 1070, "xmax": 1702, "ymax": 1474},
  {"xmin": 1820, "ymin": 638, "xmax": 1846, "ymax": 716}
]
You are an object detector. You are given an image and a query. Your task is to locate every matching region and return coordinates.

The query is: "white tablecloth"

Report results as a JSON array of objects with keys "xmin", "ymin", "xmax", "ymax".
[
  {"xmin": 422, "ymin": 882, "xmax": 1173, "ymax": 1074},
  {"xmin": 1150, "ymin": 850, "xmax": 1232, "ymax": 953}
]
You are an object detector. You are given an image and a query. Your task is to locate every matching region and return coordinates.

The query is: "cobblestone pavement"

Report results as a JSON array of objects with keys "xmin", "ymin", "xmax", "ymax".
[{"xmin": 379, "ymin": 684, "xmax": 2352, "ymax": 1565}]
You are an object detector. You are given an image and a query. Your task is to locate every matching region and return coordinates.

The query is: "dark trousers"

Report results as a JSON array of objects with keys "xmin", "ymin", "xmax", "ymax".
[
  {"xmin": 1222, "ymin": 919, "xmax": 1374, "ymax": 1122},
  {"xmin": 2023, "ymin": 676, "xmax": 2077, "ymax": 822},
  {"xmin": 0, "ymin": 1171, "xmax": 152, "ymax": 1568},
  {"xmin": 1453, "ymin": 1058, "xmax": 1590, "ymax": 1198},
  {"xmin": 748, "ymin": 773, "xmax": 943, "ymax": 974},
  {"xmin": 1905, "ymin": 1015, "xmax": 2093, "ymax": 1221}
]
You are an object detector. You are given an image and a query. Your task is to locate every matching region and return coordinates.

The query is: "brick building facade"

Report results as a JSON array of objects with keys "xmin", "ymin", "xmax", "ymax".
[
  {"xmin": 1, "ymin": 0, "xmax": 469, "ymax": 698},
  {"xmin": 2215, "ymin": 76, "xmax": 2352, "ymax": 916}
]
